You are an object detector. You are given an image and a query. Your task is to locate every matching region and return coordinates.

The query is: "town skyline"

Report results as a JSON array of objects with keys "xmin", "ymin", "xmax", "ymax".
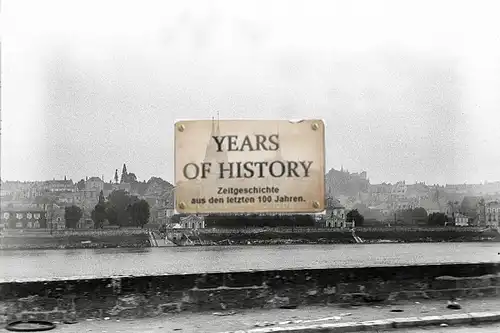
[
  {"xmin": 3, "ymin": 0, "xmax": 500, "ymax": 186},
  {"xmin": 1, "ymin": 165, "xmax": 499, "ymax": 187}
]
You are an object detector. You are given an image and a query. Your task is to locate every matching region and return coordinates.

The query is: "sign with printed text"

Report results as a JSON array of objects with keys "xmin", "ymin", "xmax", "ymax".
[{"xmin": 174, "ymin": 119, "xmax": 325, "ymax": 214}]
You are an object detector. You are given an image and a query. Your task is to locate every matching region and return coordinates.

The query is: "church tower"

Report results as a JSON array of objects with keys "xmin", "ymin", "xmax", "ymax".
[
  {"xmin": 203, "ymin": 114, "xmax": 228, "ymax": 166},
  {"xmin": 121, "ymin": 164, "xmax": 128, "ymax": 183}
]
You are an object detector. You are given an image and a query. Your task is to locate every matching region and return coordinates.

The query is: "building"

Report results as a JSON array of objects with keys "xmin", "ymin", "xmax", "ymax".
[
  {"xmin": 42, "ymin": 179, "xmax": 75, "ymax": 193},
  {"xmin": 391, "ymin": 181, "xmax": 408, "ymax": 199},
  {"xmin": 179, "ymin": 215, "xmax": 205, "ymax": 229},
  {"xmin": 85, "ymin": 177, "xmax": 104, "ymax": 192},
  {"xmin": 391, "ymin": 198, "xmax": 415, "ymax": 211},
  {"xmin": 157, "ymin": 205, "xmax": 175, "ymax": 225},
  {"xmin": 0, "ymin": 181, "xmax": 41, "ymax": 200},
  {"xmin": 419, "ymin": 198, "xmax": 444, "ymax": 214},
  {"xmin": 103, "ymin": 182, "xmax": 114, "ymax": 197},
  {"xmin": 325, "ymin": 198, "xmax": 347, "ymax": 228},
  {"xmin": 61, "ymin": 190, "xmax": 99, "ymax": 209},
  {"xmin": 454, "ymin": 213, "xmax": 469, "ymax": 227},
  {"xmin": 48, "ymin": 205, "xmax": 66, "ymax": 229},
  {"xmin": 444, "ymin": 184, "xmax": 470, "ymax": 195},
  {"xmin": 369, "ymin": 202, "xmax": 391, "ymax": 216},
  {"xmin": 445, "ymin": 201, "xmax": 461, "ymax": 218},
  {"xmin": 474, "ymin": 181, "xmax": 500, "ymax": 196},
  {"xmin": 112, "ymin": 182, "xmax": 131, "ymax": 193},
  {"xmin": 405, "ymin": 182, "xmax": 430, "ymax": 201},
  {"xmin": 369, "ymin": 183, "xmax": 392, "ymax": 203},
  {"xmin": 77, "ymin": 219, "xmax": 94, "ymax": 229},
  {"xmin": 325, "ymin": 206, "xmax": 347, "ymax": 228},
  {"xmin": 0, "ymin": 208, "xmax": 47, "ymax": 229},
  {"xmin": 485, "ymin": 201, "xmax": 500, "ymax": 229}
]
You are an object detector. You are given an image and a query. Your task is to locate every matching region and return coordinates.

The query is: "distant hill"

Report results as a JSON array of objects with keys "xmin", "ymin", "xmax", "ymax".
[
  {"xmin": 325, "ymin": 168, "xmax": 370, "ymax": 198},
  {"xmin": 144, "ymin": 177, "xmax": 174, "ymax": 197}
]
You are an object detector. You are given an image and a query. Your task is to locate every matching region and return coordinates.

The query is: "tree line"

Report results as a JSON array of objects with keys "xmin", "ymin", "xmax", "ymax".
[
  {"xmin": 63, "ymin": 190, "xmax": 150, "ymax": 229},
  {"xmin": 347, "ymin": 208, "xmax": 454, "ymax": 227},
  {"xmin": 203, "ymin": 214, "xmax": 316, "ymax": 228}
]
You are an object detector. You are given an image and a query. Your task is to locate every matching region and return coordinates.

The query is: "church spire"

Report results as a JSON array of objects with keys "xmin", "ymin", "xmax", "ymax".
[
  {"xmin": 121, "ymin": 164, "xmax": 128, "ymax": 183},
  {"xmin": 204, "ymin": 112, "xmax": 227, "ymax": 165}
]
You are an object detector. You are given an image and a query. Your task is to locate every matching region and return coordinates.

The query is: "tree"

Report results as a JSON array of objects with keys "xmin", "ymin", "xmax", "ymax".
[
  {"xmin": 65, "ymin": 205, "xmax": 83, "ymax": 229},
  {"xmin": 460, "ymin": 197, "xmax": 481, "ymax": 220},
  {"xmin": 91, "ymin": 204, "xmax": 107, "ymax": 229},
  {"xmin": 107, "ymin": 190, "xmax": 133, "ymax": 227},
  {"xmin": 35, "ymin": 195, "xmax": 56, "ymax": 207},
  {"xmin": 352, "ymin": 203, "xmax": 368, "ymax": 214},
  {"xmin": 428, "ymin": 212, "xmax": 448, "ymax": 226},
  {"xmin": 411, "ymin": 207, "xmax": 428, "ymax": 225},
  {"xmin": 128, "ymin": 199, "xmax": 150, "ymax": 228},
  {"xmin": 127, "ymin": 172, "xmax": 137, "ymax": 183},
  {"xmin": 114, "ymin": 169, "xmax": 119, "ymax": 184},
  {"xmin": 98, "ymin": 190, "xmax": 105, "ymax": 204},
  {"xmin": 346, "ymin": 209, "xmax": 364, "ymax": 227},
  {"xmin": 76, "ymin": 179, "xmax": 86, "ymax": 191},
  {"xmin": 91, "ymin": 191, "xmax": 107, "ymax": 229},
  {"xmin": 105, "ymin": 205, "xmax": 119, "ymax": 226}
]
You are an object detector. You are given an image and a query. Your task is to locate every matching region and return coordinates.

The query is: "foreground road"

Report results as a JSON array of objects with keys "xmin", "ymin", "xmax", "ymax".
[
  {"xmin": 28, "ymin": 298, "xmax": 500, "ymax": 333},
  {"xmin": 382, "ymin": 323, "xmax": 500, "ymax": 332}
]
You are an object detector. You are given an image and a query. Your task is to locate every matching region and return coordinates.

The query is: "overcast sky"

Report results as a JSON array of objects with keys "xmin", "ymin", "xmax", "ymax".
[{"xmin": 1, "ymin": 0, "xmax": 500, "ymax": 185}]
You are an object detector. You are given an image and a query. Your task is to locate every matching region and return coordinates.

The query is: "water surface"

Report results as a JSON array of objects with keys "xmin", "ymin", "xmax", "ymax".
[{"xmin": 1, "ymin": 242, "xmax": 499, "ymax": 282}]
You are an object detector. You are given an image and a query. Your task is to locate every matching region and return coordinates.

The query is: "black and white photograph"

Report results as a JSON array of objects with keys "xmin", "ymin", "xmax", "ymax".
[{"xmin": 1, "ymin": 0, "xmax": 499, "ymax": 332}]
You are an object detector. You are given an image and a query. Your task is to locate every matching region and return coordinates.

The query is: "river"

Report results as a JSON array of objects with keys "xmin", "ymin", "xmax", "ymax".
[{"xmin": 0, "ymin": 242, "xmax": 499, "ymax": 282}]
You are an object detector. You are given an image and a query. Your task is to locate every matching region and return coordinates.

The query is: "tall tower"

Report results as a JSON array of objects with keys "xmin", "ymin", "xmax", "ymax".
[
  {"xmin": 203, "ymin": 115, "xmax": 228, "ymax": 166},
  {"xmin": 121, "ymin": 164, "xmax": 128, "ymax": 183}
]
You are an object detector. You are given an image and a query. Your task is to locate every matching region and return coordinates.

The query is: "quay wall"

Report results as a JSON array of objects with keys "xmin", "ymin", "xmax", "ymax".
[
  {"xmin": 1, "ymin": 263, "xmax": 499, "ymax": 323},
  {"xmin": 0, "ymin": 229, "xmax": 151, "ymax": 250},
  {"xmin": 195, "ymin": 227, "xmax": 500, "ymax": 245},
  {"xmin": 1, "ymin": 227, "xmax": 498, "ymax": 249}
]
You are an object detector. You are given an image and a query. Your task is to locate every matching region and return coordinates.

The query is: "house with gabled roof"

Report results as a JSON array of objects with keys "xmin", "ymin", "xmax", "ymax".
[{"xmin": 179, "ymin": 215, "xmax": 205, "ymax": 229}]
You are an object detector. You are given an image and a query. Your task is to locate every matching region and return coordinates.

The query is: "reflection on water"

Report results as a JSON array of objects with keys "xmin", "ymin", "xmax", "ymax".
[{"xmin": 0, "ymin": 243, "xmax": 499, "ymax": 282}]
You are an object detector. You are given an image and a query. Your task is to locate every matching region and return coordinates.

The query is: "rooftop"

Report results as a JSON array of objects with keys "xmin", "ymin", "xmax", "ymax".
[{"xmin": 87, "ymin": 177, "xmax": 103, "ymax": 182}]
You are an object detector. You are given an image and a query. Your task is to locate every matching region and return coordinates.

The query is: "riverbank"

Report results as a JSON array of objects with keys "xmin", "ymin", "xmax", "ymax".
[
  {"xmin": 176, "ymin": 227, "xmax": 500, "ymax": 246},
  {"xmin": 1, "ymin": 227, "xmax": 498, "ymax": 250},
  {"xmin": 0, "ymin": 229, "xmax": 151, "ymax": 250}
]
